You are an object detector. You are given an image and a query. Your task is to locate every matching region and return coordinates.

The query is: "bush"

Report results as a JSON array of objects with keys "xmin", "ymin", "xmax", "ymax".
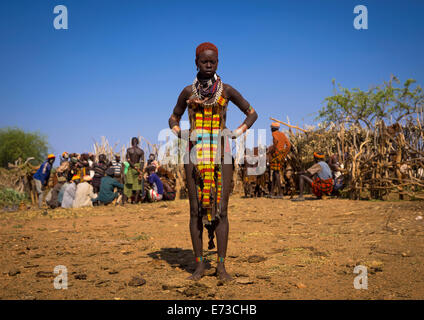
[
  {"xmin": 0, "ymin": 188, "xmax": 29, "ymax": 207},
  {"xmin": 0, "ymin": 127, "xmax": 49, "ymax": 168}
]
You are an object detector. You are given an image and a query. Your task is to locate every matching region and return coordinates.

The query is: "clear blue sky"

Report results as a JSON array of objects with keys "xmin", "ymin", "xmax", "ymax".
[{"xmin": 1, "ymin": 0, "xmax": 423, "ymax": 157}]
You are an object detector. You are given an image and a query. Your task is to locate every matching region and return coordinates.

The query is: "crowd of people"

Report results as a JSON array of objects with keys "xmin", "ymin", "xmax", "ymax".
[
  {"xmin": 31, "ymin": 137, "xmax": 177, "ymax": 209},
  {"xmin": 31, "ymin": 127, "xmax": 346, "ymax": 210}
]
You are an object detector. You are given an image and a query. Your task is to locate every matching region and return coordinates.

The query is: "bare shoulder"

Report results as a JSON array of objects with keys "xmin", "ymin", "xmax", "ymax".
[
  {"xmin": 223, "ymin": 83, "xmax": 249, "ymax": 103},
  {"xmin": 181, "ymin": 85, "xmax": 192, "ymax": 97},
  {"xmin": 223, "ymin": 83, "xmax": 245, "ymax": 99},
  {"xmin": 222, "ymin": 83, "xmax": 236, "ymax": 95}
]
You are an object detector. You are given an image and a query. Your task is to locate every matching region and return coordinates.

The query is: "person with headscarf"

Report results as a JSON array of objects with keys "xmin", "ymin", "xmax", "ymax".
[
  {"xmin": 73, "ymin": 175, "xmax": 97, "ymax": 208},
  {"xmin": 60, "ymin": 152, "xmax": 69, "ymax": 164},
  {"xmin": 61, "ymin": 175, "xmax": 80, "ymax": 208},
  {"xmin": 168, "ymin": 42, "xmax": 258, "ymax": 281},
  {"xmin": 267, "ymin": 122, "xmax": 291, "ymax": 198},
  {"xmin": 292, "ymin": 152, "xmax": 334, "ymax": 201},
  {"xmin": 33, "ymin": 154, "xmax": 56, "ymax": 208},
  {"xmin": 94, "ymin": 168, "xmax": 124, "ymax": 205}
]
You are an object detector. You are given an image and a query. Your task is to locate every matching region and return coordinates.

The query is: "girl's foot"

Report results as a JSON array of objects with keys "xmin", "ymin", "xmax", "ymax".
[
  {"xmin": 187, "ymin": 261, "xmax": 205, "ymax": 281},
  {"xmin": 217, "ymin": 262, "xmax": 232, "ymax": 281}
]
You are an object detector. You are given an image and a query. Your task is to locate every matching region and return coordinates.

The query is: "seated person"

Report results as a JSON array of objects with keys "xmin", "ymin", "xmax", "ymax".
[
  {"xmin": 57, "ymin": 180, "xmax": 70, "ymax": 207},
  {"xmin": 292, "ymin": 152, "xmax": 334, "ymax": 201},
  {"xmin": 156, "ymin": 167, "xmax": 176, "ymax": 201},
  {"xmin": 46, "ymin": 176, "xmax": 67, "ymax": 209},
  {"xmin": 145, "ymin": 166, "xmax": 164, "ymax": 202},
  {"xmin": 61, "ymin": 175, "xmax": 80, "ymax": 208},
  {"xmin": 328, "ymin": 154, "xmax": 345, "ymax": 196},
  {"xmin": 73, "ymin": 175, "xmax": 97, "ymax": 208},
  {"xmin": 162, "ymin": 180, "xmax": 176, "ymax": 201},
  {"xmin": 93, "ymin": 168, "xmax": 124, "ymax": 205}
]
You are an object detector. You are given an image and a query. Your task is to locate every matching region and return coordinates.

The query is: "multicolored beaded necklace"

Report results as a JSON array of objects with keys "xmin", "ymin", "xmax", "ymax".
[{"xmin": 191, "ymin": 74, "xmax": 224, "ymax": 107}]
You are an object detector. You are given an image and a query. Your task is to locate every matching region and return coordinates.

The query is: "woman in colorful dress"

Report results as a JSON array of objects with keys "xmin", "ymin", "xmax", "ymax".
[{"xmin": 168, "ymin": 42, "xmax": 258, "ymax": 281}]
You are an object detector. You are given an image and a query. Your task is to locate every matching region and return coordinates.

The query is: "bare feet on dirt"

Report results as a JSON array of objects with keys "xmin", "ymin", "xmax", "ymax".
[
  {"xmin": 217, "ymin": 262, "xmax": 232, "ymax": 281},
  {"xmin": 187, "ymin": 261, "xmax": 205, "ymax": 281}
]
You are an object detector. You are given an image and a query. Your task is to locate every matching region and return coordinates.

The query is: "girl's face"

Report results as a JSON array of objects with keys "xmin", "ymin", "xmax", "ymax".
[{"xmin": 196, "ymin": 50, "xmax": 218, "ymax": 78}]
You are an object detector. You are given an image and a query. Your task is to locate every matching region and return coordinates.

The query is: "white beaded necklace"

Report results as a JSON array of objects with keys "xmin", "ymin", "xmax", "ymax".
[{"xmin": 191, "ymin": 74, "xmax": 223, "ymax": 107}]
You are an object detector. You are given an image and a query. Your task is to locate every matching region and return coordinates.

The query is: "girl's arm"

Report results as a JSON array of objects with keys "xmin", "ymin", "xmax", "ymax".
[
  {"xmin": 168, "ymin": 86, "xmax": 192, "ymax": 137},
  {"xmin": 225, "ymin": 84, "xmax": 258, "ymax": 137}
]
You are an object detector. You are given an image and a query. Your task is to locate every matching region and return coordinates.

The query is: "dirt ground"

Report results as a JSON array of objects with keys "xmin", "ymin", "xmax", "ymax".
[{"xmin": 1, "ymin": 195, "xmax": 423, "ymax": 300}]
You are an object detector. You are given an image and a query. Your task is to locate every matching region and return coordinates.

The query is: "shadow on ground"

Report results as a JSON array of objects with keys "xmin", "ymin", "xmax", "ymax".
[{"xmin": 148, "ymin": 247, "xmax": 214, "ymax": 274}]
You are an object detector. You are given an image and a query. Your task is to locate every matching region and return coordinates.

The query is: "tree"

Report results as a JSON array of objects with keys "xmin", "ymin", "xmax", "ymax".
[
  {"xmin": 317, "ymin": 76, "xmax": 424, "ymax": 128},
  {"xmin": 0, "ymin": 127, "xmax": 49, "ymax": 168}
]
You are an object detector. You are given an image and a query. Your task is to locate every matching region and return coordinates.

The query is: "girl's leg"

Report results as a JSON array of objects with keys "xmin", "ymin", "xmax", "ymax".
[
  {"xmin": 215, "ymin": 163, "xmax": 233, "ymax": 281},
  {"xmin": 185, "ymin": 163, "xmax": 205, "ymax": 280}
]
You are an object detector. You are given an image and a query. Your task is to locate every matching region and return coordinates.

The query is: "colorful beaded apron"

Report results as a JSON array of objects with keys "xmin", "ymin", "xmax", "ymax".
[
  {"xmin": 188, "ymin": 76, "xmax": 229, "ymax": 248},
  {"xmin": 193, "ymin": 97, "xmax": 228, "ymax": 225}
]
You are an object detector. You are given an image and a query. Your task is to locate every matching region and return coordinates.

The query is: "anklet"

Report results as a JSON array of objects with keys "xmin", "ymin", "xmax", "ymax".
[
  {"xmin": 195, "ymin": 257, "xmax": 204, "ymax": 262},
  {"xmin": 217, "ymin": 257, "xmax": 225, "ymax": 263}
]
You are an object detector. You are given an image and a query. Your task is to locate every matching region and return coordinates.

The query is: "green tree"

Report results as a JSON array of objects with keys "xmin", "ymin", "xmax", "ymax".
[
  {"xmin": 0, "ymin": 127, "xmax": 49, "ymax": 168},
  {"xmin": 317, "ymin": 76, "xmax": 424, "ymax": 128}
]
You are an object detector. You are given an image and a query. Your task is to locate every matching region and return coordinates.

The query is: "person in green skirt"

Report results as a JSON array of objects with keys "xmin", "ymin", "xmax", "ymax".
[{"xmin": 123, "ymin": 137, "xmax": 145, "ymax": 204}]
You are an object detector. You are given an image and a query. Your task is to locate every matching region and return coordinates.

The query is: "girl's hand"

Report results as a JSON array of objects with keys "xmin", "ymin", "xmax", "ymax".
[
  {"xmin": 171, "ymin": 125, "xmax": 181, "ymax": 137},
  {"xmin": 231, "ymin": 124, "xmax": 248, "ymax": 139}
]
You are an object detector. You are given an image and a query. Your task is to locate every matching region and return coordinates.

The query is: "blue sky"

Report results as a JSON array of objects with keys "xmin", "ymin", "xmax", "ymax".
[{"xmin": 1, "ymin": 0, "xmax": 423, "ymax": 157}]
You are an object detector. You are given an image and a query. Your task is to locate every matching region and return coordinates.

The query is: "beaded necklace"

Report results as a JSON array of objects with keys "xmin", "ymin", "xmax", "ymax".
[{"xmin": 191, "ymin": 74, "xmax": 224, "ymax": 107}]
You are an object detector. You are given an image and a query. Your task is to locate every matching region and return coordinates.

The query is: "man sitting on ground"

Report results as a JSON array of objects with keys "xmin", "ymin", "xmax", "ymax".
[
  {"xmin": 156, "ymin": 167, "xmax": 176, "ymax": 201},
  {"xmin": 292, "ymin": 152, "xmax": 334, "ymax": 201},
  {"xmin": 57, "ymin": 179, "xmax": 70, "ymax": 207},
  {"xmin": 328, "ymin": 153, "xmax": 346, "ymax": 196},
  {"xmin": 61, "ymin": 175, "xmax": 80, "ymax": 208},
  {"xmin": 46, "ymin": 175, "xmax": 66, "ymax": 209},
  {"xmin": 146, "ymin": 166, "xmax": 164, "ymax": 202},
  {"xmin": 93, "ymin": 168, "xmax": 124, "ymax": 205},
  {"xmin": 73, "ymin": 175, "xmax": 97, "ymax": 208}
]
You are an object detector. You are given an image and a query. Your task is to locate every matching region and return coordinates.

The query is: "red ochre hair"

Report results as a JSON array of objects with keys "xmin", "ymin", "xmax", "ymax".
[{"xmin": 196, "ymin": 42, "xmax": 218, "ymax": 58}]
